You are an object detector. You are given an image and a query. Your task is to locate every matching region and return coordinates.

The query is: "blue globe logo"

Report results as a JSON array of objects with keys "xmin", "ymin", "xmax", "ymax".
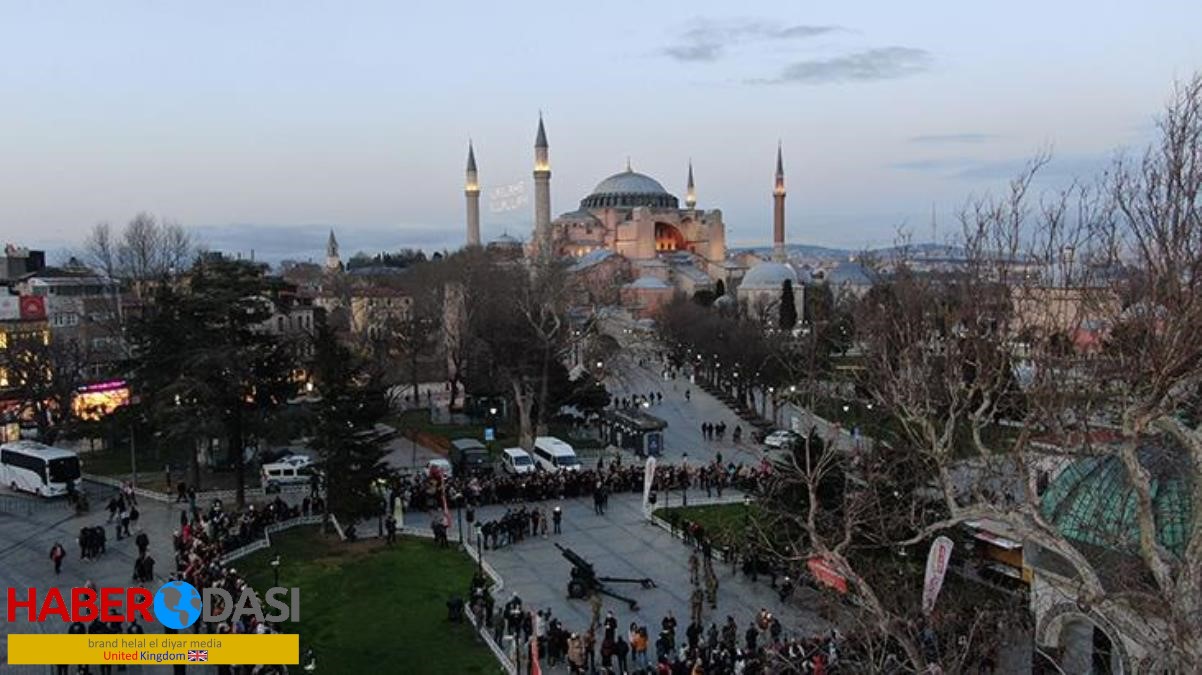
[{"xmin": 153, "ymin": 581, "xmax": 202, "ymax": 629}]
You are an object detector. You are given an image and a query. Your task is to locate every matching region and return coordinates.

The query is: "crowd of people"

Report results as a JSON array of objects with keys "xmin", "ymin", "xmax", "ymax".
[
  {"xmin": 469, "ymin": 584, "xmax": 848, "ymax": 675},
  {"xmin": 397, "ymin": 456, "xmax": 767, "ymax": 515},
  {"xmin": 50, "ymin": 485, "xmax": 323, "ymax": 674}
]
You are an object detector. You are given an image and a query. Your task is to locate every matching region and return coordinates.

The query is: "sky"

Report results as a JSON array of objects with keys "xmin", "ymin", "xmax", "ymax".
[{"xmin": 2, "ymin": 1, "xmax": 1200, "ymax": 263}]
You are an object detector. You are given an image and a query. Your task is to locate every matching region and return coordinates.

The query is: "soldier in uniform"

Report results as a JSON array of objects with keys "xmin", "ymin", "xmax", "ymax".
[
  {"xmin": 690, "ymin": 586, "xmax": 704, "ymax": 625},
  {"xmin": 705, "ymin": 567, "xmax": 719, "ymax": 609},
  {"xmin": 688, "ymin": 550, "xmax": 700, "ymax": 585}
]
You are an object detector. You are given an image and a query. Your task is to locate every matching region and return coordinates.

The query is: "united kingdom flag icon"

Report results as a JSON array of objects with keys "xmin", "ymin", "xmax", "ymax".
[{"xmin": 187, "ymin": 650, "xmax": 209, "ymax": 662}]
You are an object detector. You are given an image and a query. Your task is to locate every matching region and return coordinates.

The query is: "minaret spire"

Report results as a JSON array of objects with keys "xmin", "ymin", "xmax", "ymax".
[
  {"xmin": 325, "ymin": 229, "xmax": 342, "ymax": 271},
  {"xmin": 465, "ymin": 140, "xmax": 481, "ymax": 247},
  {"xmin": 773, "ymin": 144, "xmax": 787, "ymax": 262},
  {"xmin": 533, "ymin": 114, "xmax": 553, "ymax": 257},
  {"xmin": 685, "ymin": 160, "xmax": 696, "ymax": 209}
]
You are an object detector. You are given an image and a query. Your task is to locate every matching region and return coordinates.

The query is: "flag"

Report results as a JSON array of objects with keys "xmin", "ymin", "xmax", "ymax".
[
  {"xmin": 187, "ymin": 650, "xmax": 208, "ymax": 662},
  {"xmin": 529, "ymin": 611, "xmax": 542, "ymax": 675},
  {"xmin": 921, "ymin": 536, "xmax": 954, "ymax": 615},
  {"xmin": 642, "ymin": 456, "xmax": 657, "ymax": 516}
]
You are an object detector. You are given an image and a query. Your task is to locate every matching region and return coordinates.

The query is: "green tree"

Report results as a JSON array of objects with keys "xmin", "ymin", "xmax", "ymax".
[
  {"xmin": 309, "ymin": 320, "xmax": 392, "ymax": 523},
  {"xmin": 779, "ymin": 279, "xmax": 798, "ymax": 330},
  {"xmin": 129, "ymin": 257, "xmax": 297, "ymax": 504}
]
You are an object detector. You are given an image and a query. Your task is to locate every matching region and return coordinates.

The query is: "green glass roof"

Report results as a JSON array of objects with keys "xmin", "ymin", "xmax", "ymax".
[{"xmin": 1040, "ymin": 447, "xmax": 1193, "ymax": 558}]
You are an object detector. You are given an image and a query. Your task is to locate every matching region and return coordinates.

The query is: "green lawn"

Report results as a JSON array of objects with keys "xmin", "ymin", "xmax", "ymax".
[
  {"xmin": 660, "ymin": 503, "xmax": 753, "ymax": 545},
  {"xmin": 239, "ymin": 528, "xmax": 502, "ymax": 674}
]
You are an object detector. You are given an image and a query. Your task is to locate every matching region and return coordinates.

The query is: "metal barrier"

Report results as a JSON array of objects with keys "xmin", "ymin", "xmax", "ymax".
[
  {"xmin": 221, "ymin": 514, "xmax": 329, "ymax": 563},
  {"xmin": 0, "ymin": 493, "xmax": 39, "ymax": 517}
]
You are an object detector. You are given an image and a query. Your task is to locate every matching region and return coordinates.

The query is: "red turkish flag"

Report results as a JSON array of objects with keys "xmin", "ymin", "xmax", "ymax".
[{"xmin": 18, "ymin": 296, "xmax": 46, "ymax": 320}]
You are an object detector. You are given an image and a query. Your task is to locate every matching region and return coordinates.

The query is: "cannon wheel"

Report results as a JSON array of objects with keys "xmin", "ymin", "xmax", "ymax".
[
  {"xmin": 627, "ymin": 599, "xmax": 639, "ymax": 611},
  {"xmin": 567, "ymin": 579, "xmax": 588, "ymax": 599}
]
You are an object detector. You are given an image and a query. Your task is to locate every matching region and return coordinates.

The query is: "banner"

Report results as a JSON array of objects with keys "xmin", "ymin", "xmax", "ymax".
[
  {"xmin": 529, "ymin": 611, "xmax": 542, "ymax": 675},
  {"xmin": 19, "ymin": 295, "xmax": 46, "ymax": 321},
  {"xmin": 922, "ymin": 536, "xmax": 955, "ymax": 615},
  {"xmin": 0, "ymin": 295, "xmax": 18, "ymax": 320},
  {"xmin": 642, "ymin": 456, "xmax": 657, "ymax": 516},
  {"xmin": 807, "ymin": 556, "xmax": 848, "ymax": 594}
]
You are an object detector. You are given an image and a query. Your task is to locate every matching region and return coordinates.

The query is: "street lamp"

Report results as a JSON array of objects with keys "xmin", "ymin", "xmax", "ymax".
[
  {"xmin": 271, "ymin": 555, "xmax": 281, "ymax": 587},
  {"xmin": 681, "ymin": 453, "xmax": 689, "ymax": 507},
  {"xmin": 473, "ymin": 522, "xmax": 484, "ymax": 575}
]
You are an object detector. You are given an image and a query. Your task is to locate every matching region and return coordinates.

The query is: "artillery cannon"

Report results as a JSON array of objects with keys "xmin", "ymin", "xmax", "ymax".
[{"xmin": 555, "ymin": 542, "xmax": 655, "ymax": 611}]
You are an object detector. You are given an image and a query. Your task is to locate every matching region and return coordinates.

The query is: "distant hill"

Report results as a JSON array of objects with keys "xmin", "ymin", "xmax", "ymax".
[{"xmin": 733, "ymin": 242, "xmax": 968, "ymax": 261}]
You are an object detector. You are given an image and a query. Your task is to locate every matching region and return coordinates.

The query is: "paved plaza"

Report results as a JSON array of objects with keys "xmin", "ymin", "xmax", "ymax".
[{"xmin": 410, "ymin": 492, "xmax": 835, "ymax": 656}]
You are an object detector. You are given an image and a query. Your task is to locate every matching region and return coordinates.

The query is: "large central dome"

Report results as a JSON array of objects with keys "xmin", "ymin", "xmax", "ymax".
[{"xmin": 581, "ymin": 169, "xmax": 679, "ymax": 209}]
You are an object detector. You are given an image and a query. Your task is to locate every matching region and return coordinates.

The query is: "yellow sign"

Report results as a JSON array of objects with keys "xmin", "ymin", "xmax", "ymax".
[{"xmin": 8, "ymin": 633, "xmax": 298, "ymax": 665}]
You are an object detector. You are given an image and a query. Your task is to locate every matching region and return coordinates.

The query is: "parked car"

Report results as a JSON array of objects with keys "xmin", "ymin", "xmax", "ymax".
[
  {"xmin": 762, "ymin": 430, "xmax": 801, "ymax": 449},
  {"xmin": 425, "ymin": 458, "xmax": 453, "ymax": 479},
  {"xmin": 500, "ymin": 447, "xmax": 535, "ymax": 475}
]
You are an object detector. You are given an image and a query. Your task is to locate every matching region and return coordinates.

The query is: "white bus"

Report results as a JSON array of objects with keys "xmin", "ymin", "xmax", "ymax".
[{"xmin": 0, "ymin": 440, "xmax": 81, "ymax": 497}]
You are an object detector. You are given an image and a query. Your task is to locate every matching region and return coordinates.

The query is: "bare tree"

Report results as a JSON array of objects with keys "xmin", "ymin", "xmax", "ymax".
[{"xmin": 848, "ymin": 75, "xmax": 1202, "ymax": 671}]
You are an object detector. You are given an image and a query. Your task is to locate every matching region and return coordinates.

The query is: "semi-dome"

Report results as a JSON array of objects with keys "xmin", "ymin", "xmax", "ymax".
[
  {"xmin": 740, "ymin": 261, "xmax": 798, "ymax": 291},
  {"xmin": 1040, "ymin": 445, "xmax": 1193, "ymax": 557},
  {"xmin": 581, "ymin": 169, "xmax": 679, "ymax": 209}
]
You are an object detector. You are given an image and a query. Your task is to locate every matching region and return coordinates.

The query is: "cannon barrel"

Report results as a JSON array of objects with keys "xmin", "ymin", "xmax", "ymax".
[{"xmin": 554, "ymin": 543, "xmax": 596, "ymax": 575}]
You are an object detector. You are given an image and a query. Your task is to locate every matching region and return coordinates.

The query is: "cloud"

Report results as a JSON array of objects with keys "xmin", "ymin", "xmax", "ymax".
[
  {"xmin": 909, "ymin": 133, "xmax": 999, "ymax": 144},
  {"xmin": 663, "ymin": 19, "xmax": 842, "ymax": 62},
  {"xmin": 756, "ymin": 46, "xmax": 932, "ymax": 84},
  {"xmin": 888, "ymin": 153, "xmax": 1114, "ymax": 181}
]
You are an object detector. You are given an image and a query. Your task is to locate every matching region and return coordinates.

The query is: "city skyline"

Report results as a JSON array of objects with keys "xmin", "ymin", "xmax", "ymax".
[{"xmin": 2, "ymin": 1, "xmax": 1199, "ymax": 260}]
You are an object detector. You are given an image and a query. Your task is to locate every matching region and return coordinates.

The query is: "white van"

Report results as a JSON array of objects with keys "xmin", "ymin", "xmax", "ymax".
[
  {"xmin": 261, "ymin": 460, "xmax": 316, "ymax": 492},
  {"xmin": 531, "ymin": 436, "xmax": 581, "ymax": 473},
  {"xmin": 0, "ymin": 441, "xmax": 81, "ymax": 497},
  {"xmin": 500, "ymin": 447, "xmax": 535, "ymax": 475}
]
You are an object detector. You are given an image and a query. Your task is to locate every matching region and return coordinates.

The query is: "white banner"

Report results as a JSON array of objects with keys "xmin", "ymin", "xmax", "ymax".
[
  {"xmin": 922, "ymin": 536, "xmax": 954, "ymax": 615},
  {"xmin": 642, "ymin": 456, "xmax": 657, "ymax": 517},
  {"xmin": 0, "ymin": 295, "xmax": 17, "ymax": 320}
]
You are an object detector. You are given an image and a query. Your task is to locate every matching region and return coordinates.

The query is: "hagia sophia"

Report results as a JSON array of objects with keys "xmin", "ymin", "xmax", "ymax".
[{"xmin": 464, "ymin": 116, "xmax": 804, "ymax": 320}]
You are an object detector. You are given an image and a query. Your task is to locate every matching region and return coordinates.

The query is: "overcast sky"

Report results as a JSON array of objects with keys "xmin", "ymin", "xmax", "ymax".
[{"xmin": 2, "ymin": 1, "xmax": 1199, "ymax": 262}]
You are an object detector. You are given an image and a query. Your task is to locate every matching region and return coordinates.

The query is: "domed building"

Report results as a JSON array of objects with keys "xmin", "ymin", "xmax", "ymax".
[
  {"xmin": 550, "ymin": 161, "xmax": 727, "ymax": 269},
  {"xmin": 462, "ymin": 118, "xmax": 733, "ymax": 292},
  {"xmin": 1029, "ymin": 443, "xmax": 1195, "ymax": 673}
]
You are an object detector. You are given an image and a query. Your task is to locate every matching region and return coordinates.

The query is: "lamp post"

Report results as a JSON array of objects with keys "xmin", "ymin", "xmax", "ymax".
[
  {"xmin": 473, "ymin": 522, "xmax": 484, "ymax": 575},
  {"xmin": 456, "ymin": 492, "xmax": 464, "ymax": 544},
  {"xmin": 681, "ymin": 452, "xmax": 689, "ymax": 507},
  {"xmin": 271, "ymin": 555, "xmax": 281, "ymax": 587}
]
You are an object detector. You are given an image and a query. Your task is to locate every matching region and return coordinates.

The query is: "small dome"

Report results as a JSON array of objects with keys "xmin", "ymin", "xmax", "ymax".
[
  {"xmin": 489, "ymin": 233, "xmax": 521, "ymax": 247},
  {"xmin": 581, "ymin": 169, "xmax": 679, "ymax": 209},
  {"xmin": 740, "ymin": 261, "xmax": 798, "ymax": 291},
  {"xmin": 1040, "ymin": 445, "xmax": 1193, "ymax": 557}
]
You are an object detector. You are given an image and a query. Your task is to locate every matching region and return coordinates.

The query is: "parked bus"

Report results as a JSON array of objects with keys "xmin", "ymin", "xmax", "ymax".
[{"xmin": 0, "ymin": 440, "xmax": 81, "ymax": 497}]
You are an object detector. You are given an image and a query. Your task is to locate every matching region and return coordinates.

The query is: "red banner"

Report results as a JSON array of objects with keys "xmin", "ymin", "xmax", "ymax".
[
  {"xmin": 807, "ymin": 557, "xmax": 848, "ymax": 594},
  {"xmin": 19, "ymin": 296, "xmax": 46, "ymax": 321}
]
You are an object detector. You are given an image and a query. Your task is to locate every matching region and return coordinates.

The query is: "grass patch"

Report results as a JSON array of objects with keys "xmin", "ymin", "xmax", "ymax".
[
  {"xmin": 239, "ymin": 528, "xmax": 502, "ymax": 674},
  {"xmin": 660, "ymin": 503, "xmax": 753, "ymax": 545}
]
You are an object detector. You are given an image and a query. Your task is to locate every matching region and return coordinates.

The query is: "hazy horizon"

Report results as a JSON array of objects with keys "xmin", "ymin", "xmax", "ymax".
[{"xmin": 3, "ymin": 1, "xmax": 1199, "ymax": 261}]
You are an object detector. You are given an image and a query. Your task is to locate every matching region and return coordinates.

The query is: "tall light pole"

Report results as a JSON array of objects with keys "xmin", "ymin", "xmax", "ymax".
[{"xmin": 681, "ymin": 452, "xmax": 689, "ymax": 507}]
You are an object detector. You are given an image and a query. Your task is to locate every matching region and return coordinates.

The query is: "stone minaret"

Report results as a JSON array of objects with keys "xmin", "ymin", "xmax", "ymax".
[
  {"xmin": 533, "ymin": 114, "xmax": 552, "ymax": 257},
  {"xmin": 325, "ymin": 229, "xmax": 342, "ymax": 272},
  {"xmin": 465, "ymin": 141, "xmax": 481, "ymax": 247},
  {"xmin": 773, "ymin": 144, "xmax": 787, "ymax": 263},
  {"xmin": 685, "ymin": 160, "xmax": 696, "ymax": 209}
]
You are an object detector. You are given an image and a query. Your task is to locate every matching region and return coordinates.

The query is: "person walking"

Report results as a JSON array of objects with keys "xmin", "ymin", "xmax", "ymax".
[
  {"xmin": 134, "ymin": 530, "xmax": 149, "ymax": 556},
  {"xmin": 50, "ymin": 542, "xmax": 66, "ymax": 574},
  {"xmin": 552, "ymin": 505, "xmax": 562, "ymax": 534}
]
